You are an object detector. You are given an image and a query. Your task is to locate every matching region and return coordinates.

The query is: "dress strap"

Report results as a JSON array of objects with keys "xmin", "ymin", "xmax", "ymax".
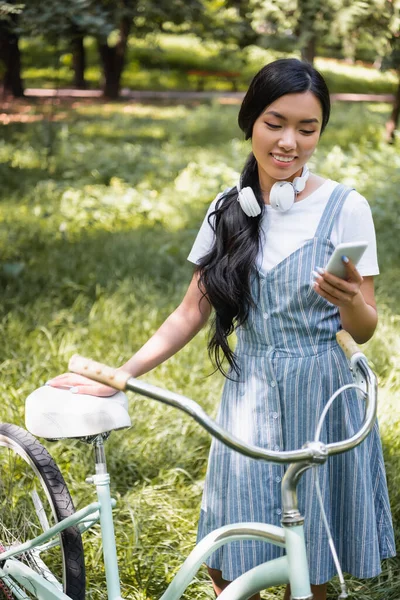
[{"xmin": 314, "ymin": 183, "xmax": 354, "ymax": 240}]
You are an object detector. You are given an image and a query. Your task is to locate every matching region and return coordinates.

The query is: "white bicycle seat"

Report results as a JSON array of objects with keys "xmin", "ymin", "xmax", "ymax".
[{"xmin": 25, "ymin": 386, "xmax": 131, "ymax": 439}]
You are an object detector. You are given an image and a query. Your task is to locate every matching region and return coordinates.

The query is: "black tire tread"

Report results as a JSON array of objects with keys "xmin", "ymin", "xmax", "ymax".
[{"xmin": 0, "ymin": 423, "xmax": 86, "ymax": 600}]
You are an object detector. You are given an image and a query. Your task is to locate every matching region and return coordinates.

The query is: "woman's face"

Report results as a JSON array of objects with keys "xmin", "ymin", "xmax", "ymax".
[{"xmin": 251, "ymin": 91, "xmax": 323, "ymax": 192}]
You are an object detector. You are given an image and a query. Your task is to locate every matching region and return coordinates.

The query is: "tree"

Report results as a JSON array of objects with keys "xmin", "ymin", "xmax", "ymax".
[
  {"xmin": 378, "ymin": 0, "xmax": 400, "ymax": 142},
  {"xmin": 71, "ymin": 25, "xmax": 86, "ymax": 89},
  {"xmin": 249, "ymin": 0, "xmax": 338, "ymax": 65},
  {"xmin": 20, "ymin": 0, "xmax": 206, "ymax": 99},
  {"xmin": 329, "ymin": 0, "xmax": 395, "ymax": 64},
  {"xmin": 19, "ymin": 0, "xmax": 112, "ymax": 93},
  {"xmin": 95, "ymin": 0, "xmax": 133, "ymax": 99},
  {"xmin": 326, "ymin": 0, "xmax": 400, "ymax": 141},
  {"xmin": 384, "ymin": 36, "xmax": 400, "ymax": 142},
  {"xmin": 193, "ymin": 0, "xmax": 260, "ymax": 49},
  {"xmin": 0, "ymin": 1, "xmax": 24, "ymax": 97},
  {"xmin": 96, "ymin": 0, "xmax": 205, "ymax": 98},
  {"xmin": 249, "ymin": 0, "xmax": 394, "ymax": 65},
  {"xmin": 296, "ymin": 0, "xmax": 322, "ymax": 63}
]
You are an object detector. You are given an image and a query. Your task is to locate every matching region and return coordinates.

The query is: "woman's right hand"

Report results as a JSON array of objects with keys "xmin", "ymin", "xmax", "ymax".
[{"xmin": 46, "ymin": 373, "xmax": 118, "ymax": 397}]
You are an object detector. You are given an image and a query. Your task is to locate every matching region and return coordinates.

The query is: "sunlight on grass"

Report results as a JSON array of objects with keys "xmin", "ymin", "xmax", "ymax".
[
  {"xmin": 367, "ymin": 103, "xmax": 394, "ymax": 114},
  {"xmin": 79, "ymin": 121, "xmax": 167, "ymax": 140},
  {"xmin": 135, "ymin": 33, "xmax": 219, "ymax": 54},
  {"xmin": 20, "ymin": 33, "xmax": 398, "ymax": 95},
  {"xmin": 316, "ymin": 58, "xmax": 398, "ymax": 85},
  {"xmin": 23, "ymin": 66, "xmax": 74, "ymax": 88},
  {"xmin": 73, "ymin": 104, "xmax": 189, "ymax": 119},
  {"xmin": 1, "ymin": 97, "xmax": 399, "ymax": 599}
]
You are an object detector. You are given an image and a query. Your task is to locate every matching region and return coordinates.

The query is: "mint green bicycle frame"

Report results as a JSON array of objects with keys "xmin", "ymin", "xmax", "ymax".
[
  {"xmin": 0, "ymin": 337, "xmax": 376, "ymax": 600},
  {"xmin": 0, "ymin": 473, "xmax": 312, "ymax": 600}
]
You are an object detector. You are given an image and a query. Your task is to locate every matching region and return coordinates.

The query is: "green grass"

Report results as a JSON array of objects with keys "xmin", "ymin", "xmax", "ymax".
[
  {"xmin": 19, "ymin": 33, "xmax": 399, "ymax": 95},
  {"xmin": 1, "ymin": 97, "xmax": 399, "ymax": 598}
]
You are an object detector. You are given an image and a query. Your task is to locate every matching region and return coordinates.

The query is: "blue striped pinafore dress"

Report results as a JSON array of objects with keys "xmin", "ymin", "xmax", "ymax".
[{"xmin": 197, "ymin": 184, "xmax": 396, "ymax": 585}]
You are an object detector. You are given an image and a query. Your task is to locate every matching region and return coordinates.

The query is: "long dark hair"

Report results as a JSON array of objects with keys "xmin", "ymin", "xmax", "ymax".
[{"xmin": 197, "ymin": 58, "xmax": 331, "ymax": 377}]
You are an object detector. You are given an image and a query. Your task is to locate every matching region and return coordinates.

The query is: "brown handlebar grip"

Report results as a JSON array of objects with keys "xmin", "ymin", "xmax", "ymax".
[
  {"xmin": 336, "ymin": 330, "xmax": 360, "ymax": 360},
  {"xmin": 68, "ymin": 354, "xmax": 131, "ymax": 391}
]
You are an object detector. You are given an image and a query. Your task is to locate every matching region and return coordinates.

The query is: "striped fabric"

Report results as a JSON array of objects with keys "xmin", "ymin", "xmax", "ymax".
[{"xmin": 197, "ymin": 184, "xmax": 396, "ymax": 585}]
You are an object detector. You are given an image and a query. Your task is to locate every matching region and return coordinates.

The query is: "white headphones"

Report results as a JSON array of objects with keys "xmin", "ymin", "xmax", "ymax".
[
  {"xmin": 270, "ymin": 164, "xmax": 310, "ymax": 212},
  {"xmin": 237, "ymin": 165, "xmax": 310, "ymax": 217},
  {"xmin": 236, "ymin": 185, "xmax": 262, "ymax": 217}
]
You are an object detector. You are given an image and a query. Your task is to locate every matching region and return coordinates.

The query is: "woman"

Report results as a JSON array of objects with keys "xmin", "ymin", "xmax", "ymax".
[{"xmin": 49, "ymin": 59, "xmax": 396, "ymax": 599}]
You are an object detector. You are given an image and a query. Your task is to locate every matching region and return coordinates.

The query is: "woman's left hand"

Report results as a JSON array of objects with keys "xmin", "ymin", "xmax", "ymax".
[{"xmin": 312, "ymin": 257, "xmax": 364, "ymax": 308}]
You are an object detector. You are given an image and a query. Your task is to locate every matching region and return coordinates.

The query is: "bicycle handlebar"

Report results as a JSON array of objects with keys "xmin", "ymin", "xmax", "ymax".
[
  {"xmin": 335, "ymin": 329, "xmax": 361, "ymax": 359},
  {"xmin": 68, "ymin": 330, "xmax": 377, "ymax": 465},
  {"xmin": 67, "ymin": 358, "xmax": 131, "ymax": 392}
]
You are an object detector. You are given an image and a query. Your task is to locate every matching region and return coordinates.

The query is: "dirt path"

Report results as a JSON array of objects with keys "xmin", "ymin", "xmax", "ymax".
[
  {"xmin": 22, "ymin": 88, "xmax": 395, "ymax": 104},
  {"xmin": 1, "ymin": 88, "xmax": 394, "ymax": 123}
]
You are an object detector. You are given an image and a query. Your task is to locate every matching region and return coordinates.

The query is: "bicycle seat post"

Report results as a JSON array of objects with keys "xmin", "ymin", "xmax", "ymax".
[
  {"xmin": 85, "ymin": 433, "xmax": 123, "ymax": 600},
  {"xmin": 94, "ymin": 434, "xmax": 107, "ymax": 475}
]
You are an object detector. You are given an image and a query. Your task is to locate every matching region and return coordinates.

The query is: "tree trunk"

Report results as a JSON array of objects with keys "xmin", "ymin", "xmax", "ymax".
[
  {"xmin": 385, "ymin": 74, "xmax": 400, "ymax": 144},
  {"xmin": 98, "ymin": 16, "xmax": 131, "ymax": 99},
  {"xmin": 72, "ymin": 34, "xmax": 86, "ymax": 89},
  {"xmin": 296, "ymin": 0, "xmax": 320, "ymax": 65},
  {"xmin": 300, "ymin": 35, "xmax": 316, "ymax": 65},
  {"xmin": 0, "ymin": 23, "xmax": 24, "ymax": 97}
]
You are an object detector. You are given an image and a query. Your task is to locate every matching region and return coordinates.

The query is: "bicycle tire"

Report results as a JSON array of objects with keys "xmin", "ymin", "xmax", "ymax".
[{"xmin": 0, "ymin": 423, "xmax": 86, "ymax": 600}]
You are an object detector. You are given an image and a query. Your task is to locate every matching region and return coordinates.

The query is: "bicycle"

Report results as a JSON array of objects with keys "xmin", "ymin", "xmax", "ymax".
[{"xmin": 0, "ymin": 330, "xmax": 377, "ymax": 600}]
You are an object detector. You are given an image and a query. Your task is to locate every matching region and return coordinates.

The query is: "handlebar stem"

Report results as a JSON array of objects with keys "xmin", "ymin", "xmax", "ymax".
[{"xmin": 281, "ymin": 442, "xmax": 328, "ymax": 526}]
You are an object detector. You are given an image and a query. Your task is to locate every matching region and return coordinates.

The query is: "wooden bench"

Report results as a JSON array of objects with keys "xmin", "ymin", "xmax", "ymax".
[{"xmin": 187, "ymin": 70, "xmax": 241, "ymax": 91}]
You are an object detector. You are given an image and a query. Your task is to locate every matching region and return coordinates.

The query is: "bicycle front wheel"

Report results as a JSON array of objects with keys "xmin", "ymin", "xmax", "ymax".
[{"xmin": 0, "ymin": 423, "xmax": 86, "ymax": 600}]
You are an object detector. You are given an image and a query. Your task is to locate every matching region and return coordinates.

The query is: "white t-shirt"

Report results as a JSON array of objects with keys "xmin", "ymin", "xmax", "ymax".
[{"xmin": 187, "ymin": 179, "xmax": 379, "ymax": 276}]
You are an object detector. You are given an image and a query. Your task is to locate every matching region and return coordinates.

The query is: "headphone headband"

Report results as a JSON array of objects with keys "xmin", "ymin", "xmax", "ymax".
[
  {"xmin": 236, "ymin": 165, "xmax": 310, "ymax": 217},
  {"xmin": 269, "ymin": 165, "xmax": 310, "ymax": 212}
]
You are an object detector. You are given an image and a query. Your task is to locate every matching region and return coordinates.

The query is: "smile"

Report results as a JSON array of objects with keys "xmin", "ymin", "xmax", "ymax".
[{"xmin": 271, "ymin": 154, "xmax": 296, "ymax": 163}]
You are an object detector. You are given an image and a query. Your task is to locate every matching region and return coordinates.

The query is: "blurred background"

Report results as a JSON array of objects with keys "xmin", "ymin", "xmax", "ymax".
[{"xmin": 0, "ymin": 1, "xmax": 399, "ymax": 598}]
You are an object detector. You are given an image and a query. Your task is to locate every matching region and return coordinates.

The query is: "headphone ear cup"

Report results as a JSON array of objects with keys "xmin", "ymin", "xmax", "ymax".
[
  {"xmin": 237, "ymin": 186, "xmax": 262, "ymax": 217},
  {"xmin": 270, "ymin": 182, "xmax": 295, "ymax": 212}
]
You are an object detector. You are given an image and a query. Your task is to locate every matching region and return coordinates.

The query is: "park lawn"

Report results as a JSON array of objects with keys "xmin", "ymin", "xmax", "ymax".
[
  {"xmin": 1, "ymin": 97, "xmax": 399, "ymax": 599},
  {"xmin": 20, "ymin": 33, "xmax": 399, "ymax": 95}
]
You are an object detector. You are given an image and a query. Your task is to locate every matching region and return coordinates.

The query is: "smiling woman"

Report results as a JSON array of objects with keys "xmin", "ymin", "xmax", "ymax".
[
  {"xmin": 187, "ymin": 60, "xmax": 394, "ymax": 600},
  {"xmin": 48, "ymin": 58, "xmax": 396, "ymax": 600}
]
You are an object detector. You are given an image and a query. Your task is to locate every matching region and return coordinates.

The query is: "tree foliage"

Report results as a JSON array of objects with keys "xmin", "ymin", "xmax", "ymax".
[
  {"xmin": 251, "ymin": 0, "xmax": 336, "ymax": 63},
  {"xmin": 19, "ymin": 0, "xmax": 111, "ymax": 41},
  {"xmin": 380, "ymin": 0, "xmax": 400, "ymax": 141},
  {"xmin": 249, "ymin": 0, "xmax": 399, "ymax": 65},
  {"xmin": 0, "ymin": 0, "xmax": 23, "ymax": 20},
  {"xmin": 192, "ymin": 0, "xmax": 259, "ymax": 48},
  {"xmin": 16, "ymin": 0, "xmax": 207, "ymax": 97},
  {"xmin": 2, "ymin": 0, "xmax": 400, "ymax": 139},
  {"xmin": 330, "ymin": 0, "xmax": 399, "ymax": 62}
]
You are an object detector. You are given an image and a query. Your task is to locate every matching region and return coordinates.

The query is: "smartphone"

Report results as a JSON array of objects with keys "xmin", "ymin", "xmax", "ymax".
[{"xmin": 324, "ymin": 241, "xmax": 368, "ymax": 279}]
